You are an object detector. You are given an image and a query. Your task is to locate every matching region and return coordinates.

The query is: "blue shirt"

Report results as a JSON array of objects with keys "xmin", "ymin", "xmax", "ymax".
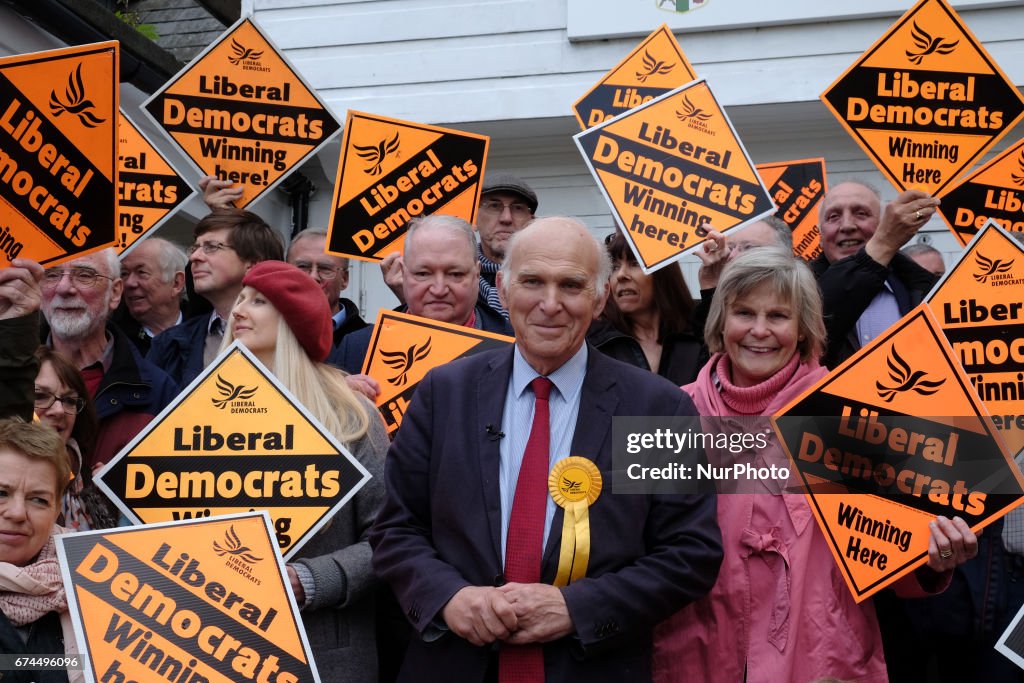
[
  {"xmin": 498, "ymin": 344, "xmax": 588, "ymax": 565},
  {"xmin": 855, "ymin": 280, "xmax": 900, "ymax": 346}
]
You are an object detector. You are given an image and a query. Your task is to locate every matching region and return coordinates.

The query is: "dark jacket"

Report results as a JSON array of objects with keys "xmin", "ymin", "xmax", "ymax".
[
  {"xmin": 111, "ymin": 300, "xmax": 190, "ymax": 357},
  {"xmin": 92, "ymin": 326, "xmax": 179, "ymax": 467},
  {"xmin": 0, "ymin": 313, "xmax": 39, "ymax": 421},
  {"xmin": 811, "ymin": 249, "xmax": 936, "ymax": 368},
  {"xmin": 0, "ymin": 610, "xmax": 69, "ymax": 683},
  {"xmin": 328, "ymin": 305, "xmax": 513, "ymax": 374},
  {"xmin": 369, "ymin": 346, "xmax": 722, "ymax": 682},
  {"xmin": 875, "ymin": 511, "xmax": 1024, "ymax": 683},
  {"xmin": 587, "ymin": 318, "xmax": 705, "ymax": 386},
  {"xmin": 334, "ymin": 297, "xmax": 370, "ymax": 348},
  {"xmin": 146, "ymin": 314, "xmax": 210, "ymax": 387}
]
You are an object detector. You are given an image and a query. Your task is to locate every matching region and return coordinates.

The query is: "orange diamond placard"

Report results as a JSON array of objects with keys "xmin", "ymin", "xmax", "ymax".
[
  {"xmin": 0, "ymin": 42, "xmax": 118, "ymax": 266},
  {"xmin": 937, "ymin": 138, "xmax": 1024, "ymax": 246},
  {"xmin": 925, "ymin": 220, "xmax": 1024, "ymax": 454},
  {"xmin": 117, "ymin": 110, "xmax": 194, "ymax": 254},
  {"xmin": 362, "ymin": 310, "xmax": 513, "ymax": 436},
  {"xmin": 774, "ymin": 306, "xmax": 1024, "ymax": 601},
  {"xmin": 573, "ymin": 24, "xmax": 697, "ymax": 130},
  {"xmin": 141, "ymin": 17, "xmax": 341, "ymax": 208},
  {"xmin": 821, "ymin": 0, "xmax": 1024, "ymax": 196},
  {"xmin": 755, "ymin": 158, "xmax": 827, "ymax": 261},
  {"xmin": 95, "ymin": 342, "xmax": 371, "ymax": 560},
  {"xmin": 57, "ymin": 512, "xmax": 320, "ymax": 683},
  {"xmin": 575, "ymin": 78, "xmax": 774, "ymax": 273},
  {"xmin": 326, "ymin": 111, "xmax": 489, "ymax": 262}
]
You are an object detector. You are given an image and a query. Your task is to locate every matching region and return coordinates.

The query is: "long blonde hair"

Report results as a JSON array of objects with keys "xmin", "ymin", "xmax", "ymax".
[{"xmin": 221, "ymin": 314, "xmax": 371, "ymax": 445}]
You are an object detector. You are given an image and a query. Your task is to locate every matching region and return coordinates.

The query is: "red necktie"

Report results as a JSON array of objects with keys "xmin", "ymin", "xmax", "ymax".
[{"xmin": 499, "ymin": 376, "xmax": 552, "ymax": 683}]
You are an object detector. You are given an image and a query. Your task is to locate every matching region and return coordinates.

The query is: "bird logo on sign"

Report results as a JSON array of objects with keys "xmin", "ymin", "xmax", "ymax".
[
  {"xmin": 211, "ymin": 374, "xmax": 258, "ymax": 409},
  {"xmin": 973, "ymin": 253, "xmax": 1014, "ymax": 284},
  {"xmin": 355, "ymin": 132, "xmax": 401, "ymax": 176},
  {"xmin": 635, "ymin": 50, "xmax": 675, "ymax": 83},
  {"xmin": 875, "ymin": 345, "xmax": 945, "ymax": 402},
  {"xmin": 228, "ymin": 38, "xmax": 264, "ymax": 65},
  {"xmin": 213, "ymin": 525, "xmax": 264, "ymax": 563},
  {"xmin": 675, "ymin": 95, "xmax": 712, "ymax": 123},
  {"xmin": 905, "ymin": 21, "xmax": 958, "ymax": 65},
  {"xmin": 1011, "ymin": 151, "xmax": 1024, "ymax": 186},
  {"xmin": 49, "ymin": 64, "xmax": 106, "ymax": 129},
  {"xmin": 380, "ymin": 337, "xmax": 432, "ymax": 387}
]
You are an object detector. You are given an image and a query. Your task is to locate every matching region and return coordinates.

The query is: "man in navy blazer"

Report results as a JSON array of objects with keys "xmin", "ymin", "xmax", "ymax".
[{"xmin": 370, "ymin": 217, "xmax": 722, "ymax": 682}]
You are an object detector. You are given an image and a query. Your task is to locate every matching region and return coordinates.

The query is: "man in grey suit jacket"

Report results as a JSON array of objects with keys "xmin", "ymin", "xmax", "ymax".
[{"xmin": 370, "ymin": 217, "xmax": 722, "ymax": 682}]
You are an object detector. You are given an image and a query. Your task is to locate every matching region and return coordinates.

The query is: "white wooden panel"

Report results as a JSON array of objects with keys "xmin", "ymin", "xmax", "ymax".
[
  {"xmin": 261, "ymin": 7, "xmax": 1024, "ymax": 123},
  {"xmin": 256, "ymin": 0, "xmax": 563, "ymax": 49},
  {"xmin": 567, "ymin": 0, "xmax": 1022, "ymax": 41}
]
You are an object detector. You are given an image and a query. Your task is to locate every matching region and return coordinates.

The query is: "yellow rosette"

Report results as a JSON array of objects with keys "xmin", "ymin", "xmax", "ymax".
[{"xmin": 549, "ymin": 457, "xmax": 602, "ymax": 587}]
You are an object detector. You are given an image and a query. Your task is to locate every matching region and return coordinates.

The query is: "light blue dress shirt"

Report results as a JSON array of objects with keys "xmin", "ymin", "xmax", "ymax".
[
  {"xmin": 498, "ymin": 344, "xmax": 588, "ymax": 566},
  {"xmin": 855, "ymin": 280, "xmax": 900, "ymax": 346}
]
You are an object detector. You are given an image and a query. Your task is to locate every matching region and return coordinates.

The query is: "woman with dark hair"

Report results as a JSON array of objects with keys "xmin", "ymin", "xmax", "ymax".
[
  {"xmin": 587, "ymin": 230, "xmax": 704, "ymax": 385},
  {"xmin": 33, "ymin": 347, "xmax": 118, "ymax": 530}
]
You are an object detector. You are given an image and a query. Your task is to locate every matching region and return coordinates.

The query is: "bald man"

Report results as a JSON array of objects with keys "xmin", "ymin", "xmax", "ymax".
[{"xmin": 370, "ymin": 216, "xmax": 722, "ymax": 683}]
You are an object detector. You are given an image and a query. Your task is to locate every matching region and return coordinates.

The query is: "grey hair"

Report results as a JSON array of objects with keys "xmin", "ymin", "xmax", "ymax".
[
  {"xmin": 404, "ymin": 214, "xmax": 477, "ymax": 261},
  {"xmin": 705, "ymin": 247, "xmax": 826, "ymax": 363},
  {"xmin": 146, "ymin": 238, "xmax": 188, "ymax": 284},
  {"xmin": 96, "ymin": 247, "xmax": 120, "ymax": 278},
  {"xmin": 761, "ymin": 215, "xmax": 793, "ymax": 249},
  {"xmin": 286, "ymin": 227, "xmax": 350, "ymax": 270},
  {"xmin": 901, "ymin": 242, "xmax": 941, "ymax": 258}
]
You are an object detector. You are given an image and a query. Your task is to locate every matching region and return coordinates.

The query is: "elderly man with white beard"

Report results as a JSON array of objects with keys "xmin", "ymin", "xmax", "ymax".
[{"xmin": 40, "ymin": 248, "xmax": 178, "ymax": 469}]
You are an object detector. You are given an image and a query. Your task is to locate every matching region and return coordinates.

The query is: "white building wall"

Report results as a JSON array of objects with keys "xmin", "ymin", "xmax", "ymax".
[
  {"xmin": 243, "ymin": 0, "xmax": 1024, "ymax": 320},
  {"xmin": 5, "ymin": 3, "xmax": 1016, "ymax": 322}
]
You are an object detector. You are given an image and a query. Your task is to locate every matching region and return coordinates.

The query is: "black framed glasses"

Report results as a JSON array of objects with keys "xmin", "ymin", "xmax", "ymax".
[
  {"xmin": 33, "ymin": 390, "xmax": 86, "ymax": 415},
  {"xmin": 41, "ymin": 267, "xmax": 113, "ymax": 290}
]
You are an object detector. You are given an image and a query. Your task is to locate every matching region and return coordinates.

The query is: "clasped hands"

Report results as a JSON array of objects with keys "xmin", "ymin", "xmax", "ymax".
[{"xmin": 440, "ymin": 583, "xmax": 574, "ymax": 647}]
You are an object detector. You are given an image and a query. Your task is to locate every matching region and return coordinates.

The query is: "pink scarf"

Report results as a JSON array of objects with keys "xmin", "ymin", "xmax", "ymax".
[
  {"xmin": 0, "ymin": 527, "xmax": 68, "ymax": 626},
  {"xmin": 685, "ymin": 352, "xmax": 828, "ymax": 418}
]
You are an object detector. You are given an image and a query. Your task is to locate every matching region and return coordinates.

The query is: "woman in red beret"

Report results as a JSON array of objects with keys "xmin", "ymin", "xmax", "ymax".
[{"xmin": 221, "ymin": 260, "xmax": 388, "ymax": 682}]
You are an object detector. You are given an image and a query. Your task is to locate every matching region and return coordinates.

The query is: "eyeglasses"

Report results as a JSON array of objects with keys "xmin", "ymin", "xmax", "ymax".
[
  {"xmin": 33, "ymin": 390, "xmax": 85, "ymax": 415},
  {"xmin": 479, "ymin": 199, "xmax": 533, "ymax": 219},
  {"xmin": 41, "ymin": 267, "xmax": 113, "ymax": 290},
  {"xmin": 188, "ymin": 240, "xmax": 235, "ymax": 256},
  {"xmin": 294, "ymin": 261, "xmax": 346, "ymax": 281}
]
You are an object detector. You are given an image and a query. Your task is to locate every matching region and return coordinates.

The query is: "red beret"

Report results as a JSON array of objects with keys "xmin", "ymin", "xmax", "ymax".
[{"xmin": 242, "ymin": 261, "xmax": 333, "ymax": 362}]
